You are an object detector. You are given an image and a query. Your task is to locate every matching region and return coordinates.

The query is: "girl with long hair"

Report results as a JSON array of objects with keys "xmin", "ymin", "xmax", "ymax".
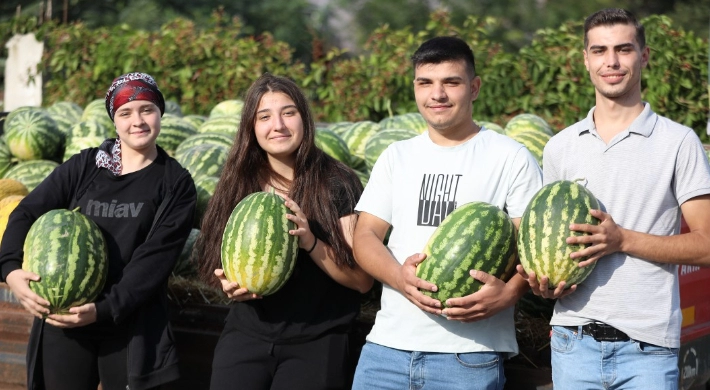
[{"xmin": 196, "ymin": 73, "xmax": 373, "ymax": 390}]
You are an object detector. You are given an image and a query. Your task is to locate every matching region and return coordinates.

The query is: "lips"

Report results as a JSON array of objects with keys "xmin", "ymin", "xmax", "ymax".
[{"xmin": 601, "ymin": 73, "xmax": 625, "ymax": 82}]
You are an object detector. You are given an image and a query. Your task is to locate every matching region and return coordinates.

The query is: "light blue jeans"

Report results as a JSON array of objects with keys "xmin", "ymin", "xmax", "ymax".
[
  {"xmin": 551, "ymin": 325, "xmax": 679, "ymax": 390},
  {"xmin": 352, "ymin": 341, "xmax": 505, "ymax": 390}
]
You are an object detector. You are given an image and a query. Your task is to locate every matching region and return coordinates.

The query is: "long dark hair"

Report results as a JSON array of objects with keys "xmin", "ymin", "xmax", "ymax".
[{"xmin": 196, "ymin": 73, "xmax": 362, "ymax": 287}]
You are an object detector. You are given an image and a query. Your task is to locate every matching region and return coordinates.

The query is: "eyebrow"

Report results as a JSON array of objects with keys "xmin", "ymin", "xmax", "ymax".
[
  {"xmin": 414, "ymin": 76, "xmax": 465, "ymax": 83},
  {"xmin": 588, "ymin": 42, "xmax": 636, "ymax": 51},
  {"xmin": 257, "ymin": 104, "xmax": 298, "ymax": 114},
  {"xmin": 116, "ymin": 103, "xmax": 154, "ymax": 112}
]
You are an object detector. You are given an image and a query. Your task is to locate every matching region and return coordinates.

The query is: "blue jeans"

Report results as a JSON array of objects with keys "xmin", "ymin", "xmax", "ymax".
[
  {"xmin": 352, "ymin": 341, "xmax": 505, "ymax": 390},
  {"xmin": 551, "ymin": 325, "xmax": 679, "ymax": 390}
]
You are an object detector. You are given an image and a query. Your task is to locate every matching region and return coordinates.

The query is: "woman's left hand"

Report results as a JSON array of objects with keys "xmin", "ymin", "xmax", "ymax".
[
  {"xmin": 282, "ymin": 195, "xmax": 317, "ymax": 252},
  {"xmin": 45, "ymin": 303, "xmax": 98, "ymax": 328}
]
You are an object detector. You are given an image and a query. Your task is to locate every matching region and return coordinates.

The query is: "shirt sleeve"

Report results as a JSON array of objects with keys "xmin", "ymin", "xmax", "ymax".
[
  {"xmin": 505, "ymin": 146, "xmax": 543, "ymax": 219},
  {"xmin": 355, "ymin": 144, "xmax": 394, "ymax": 224},
  {"xmin": 0, "ymin": 153, "xmax": 86, "ymax": 281},
  {"xmin": 674, "ymin": 130, "xmax": 710, "ymax": 205}
]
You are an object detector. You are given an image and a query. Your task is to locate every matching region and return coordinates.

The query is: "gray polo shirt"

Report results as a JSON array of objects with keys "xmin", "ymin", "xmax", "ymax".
[{"xmin": 543, "ymin": 103, "xmax": 710, "ymax": 348}]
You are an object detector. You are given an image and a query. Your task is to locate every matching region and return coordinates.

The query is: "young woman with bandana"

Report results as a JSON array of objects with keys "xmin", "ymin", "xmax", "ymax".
[
  {"xmin": 196, "ymin": 73, "xmax": 373, "ymax": 390},
  {"xmin": 0, "ymin": 72, "xmax": 197, "ymax": 390}
]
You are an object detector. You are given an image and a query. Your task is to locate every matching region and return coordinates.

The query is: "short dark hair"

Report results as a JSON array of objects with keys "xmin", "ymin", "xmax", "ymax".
[
  {"xmin": 411, "ymin": 36, "xmax": 476, "ymax": 78},
  {"xmin": 584, "ymin": 8, "xmax": 645, "ymax": 49}
]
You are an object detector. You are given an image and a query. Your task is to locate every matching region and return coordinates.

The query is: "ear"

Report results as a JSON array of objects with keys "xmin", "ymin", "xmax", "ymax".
[
  {"xmin": 583, "ymin": 50, "xmax": 590, "ymax": 72},
  {"xmin": 470, "ymin": 75, "xmax": 482, "ymax": 102},
  {"xmin": 640, "ymin": 46, "xmax": 650, "ymax": 69}
]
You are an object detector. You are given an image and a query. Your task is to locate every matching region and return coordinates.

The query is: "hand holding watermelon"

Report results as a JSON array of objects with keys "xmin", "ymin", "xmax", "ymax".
[
  {"xmin": 396, "ymin": 253, "xmax": 442, "ymax": 316},
  {"xmin": 281, "ymin": 196, "xmax": 317, "ymax": 254},
  {"xmin": 566, "ymin": 209, "xmax": 623, "ymax": 266},
  {"xmin": 4, "ymin": 269, "xmax": 50, "ymax": 319},
  {"xmin": 441, "ymin": 269, "xmax": 518, "ymax": 322},
  {"xmin": 516, "ymin": 265, "xmax": 577, "ymax": 300},
  {"xmin": 45, "ymin": 302, "xmax": 98, "ymax": 328},
  {"xmin": 214, "ymin": 269, "xmax": 261, "ymax": 302}
]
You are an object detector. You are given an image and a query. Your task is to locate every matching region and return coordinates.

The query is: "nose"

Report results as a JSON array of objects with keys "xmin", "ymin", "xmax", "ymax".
[
  {"xmin": 133, "ymin": 112, "xmax": 147, "ymax": 126},
  {"xmin": 605, "ymin": 51, "xmax": 620, "ymax": 68},
  {"xmin": 272, "ymin": 115, "xmax": 286, "ymax": 130},
  {"xmin": 431, "ymin": 82, "xmax": 447, "ymax": 101}
]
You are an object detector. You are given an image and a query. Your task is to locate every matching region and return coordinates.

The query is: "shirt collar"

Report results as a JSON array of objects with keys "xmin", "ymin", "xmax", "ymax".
[{"xmin": 577, "ymin": 102, "xmax": 656, "ymax": 137}]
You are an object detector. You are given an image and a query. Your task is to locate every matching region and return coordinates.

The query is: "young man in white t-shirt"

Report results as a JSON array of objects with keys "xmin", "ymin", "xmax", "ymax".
[
  {"xmin": 351, "ymin": 36, "xmax": 543, "ymax": 389},
  {"xmin": 517, "ymin": 8, "xmax": 710, "ymax": 389}
]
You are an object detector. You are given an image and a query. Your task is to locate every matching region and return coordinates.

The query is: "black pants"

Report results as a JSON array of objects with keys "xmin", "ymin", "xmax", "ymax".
[
  {"xmin": 40, "ymin": 324, "xmax": 130, "ymax": 390},
  {"xmin": 210, "ymin": 328, "xmax": 354, "ymax": 390}
]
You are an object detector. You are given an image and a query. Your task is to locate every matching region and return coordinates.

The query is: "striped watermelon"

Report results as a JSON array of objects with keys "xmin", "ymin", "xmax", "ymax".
[
  {"xmin": 517, "ymin": 179, "xmax": 600, "ymax": 288},
  {"xmin": 62, "ymin": 120, "xmax": 111, "ymax": 161},
  {"xmin": 0, "ymin": 138, "xmax": 17, "ymax": 178},
  {"xmin": 364, "ymin": 128, "xmax": 418, "ymax": 170},
  {"xmin": 194, "ymin": 175, "xmax": 218, "ymax": 228},
  {"xmin": 182, "ymin": 114, "xmax": 208, "ymax": 129},
  {"xmin": 47, "ymin": 101, "xmax": 83, "ymax": 120},
  {"xmin": 81, "ymin": 99, "xmax": 115, "ymax": 136},
  {"xmin": 173, "ymin": 228, "xmax": 199, "ymax": 277},
  {"xmin": 175, "ymin": 132, "xmax": 234, "ymax": 157},
  {"xmin": 477, "ymin": 120, "xmax": 505, "ymax": 134},
  {"xmin": 505, "ymin": 113, "xmax": 554, "ymax": 137},
  {"xmin": 315, "ymin": 128, "xmax": 352, "ymax": 165},
  {"xmin": 47, "ymin": 102, "xmax": 84, "ymax": 137},
  {"xmin": 157, "ymin": 114, "xmax": 198, "ymax": 155},
  {"xmin": 210, "ymin": 100, "xmax": 245, "ymax": 118},
  {"xmin": 379, "ymin": 113, "xmax": 428, "ymax": 134},
  {"xmin": 354, "ymin": 169, "xmax": 369, "ymax": 188},
  {"xmin": 4, "ymin": 107, "xmax": 64, "ymax": 161},
  {"xmin": 325, "ymin": 121, "xmax": 354, "ymax": 136},
  {"xmin": 66, "ymin": 119, "xmax": 110, "ymax": 140},
  {"xmin": 415, "ymin": 201, "xmax": 517, "ymax": 306},
  {"xmin": 175, "ymin": 144, "xmax": 229, "ymax": 180},
  {"xmin": 221, "ymin": 191, "xmax": 299, "ymax": 296},
  {"xmin": 63, "ymin": 136, "xmax": 107, "ymax": 162},
  {"xmin": 509, "ymin": 130, "xmax": 551, "ymax": 167},
  {"xmin": 340, "ymin": 121, "xmax": 381, "ymax": 170},
  {"xmin": 23, "ymin": 208, "xmax": 108, "ymax": 314},
  {"xmin": 3, "ymin": 160, "xmax": 59, "ymax": 191},
  {"xmin": 165, "ymin": 100, "xmax": 183, "ymax": 117},
  {"xmin": 198, "ymin": 116, "xmax": 240, "ymax": 136}
]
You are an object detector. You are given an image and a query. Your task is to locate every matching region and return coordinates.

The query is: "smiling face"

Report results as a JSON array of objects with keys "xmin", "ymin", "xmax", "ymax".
[
  {"xmin": 413, "ymin": 59, "xmax": 481, "ymax": 139},
  {"xmin": 583, "ymin": 23, "xmax": 649, "ymax": 104},
  {"xmin": 254, "ymin": 91, "xmax": 304, "ymax": 167},
  {"xmin": 112, "ymin": 100, "xmax": 161, "ymax": 153}
]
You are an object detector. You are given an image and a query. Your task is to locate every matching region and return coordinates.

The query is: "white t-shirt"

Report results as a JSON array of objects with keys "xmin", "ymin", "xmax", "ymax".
[
  {"xmin": 356, "ymin": 128, "xmax": 542, "ymax": 353},
  {"xmin": 545, "ymin": 103, "xmax": 710, "ymax": 348}
]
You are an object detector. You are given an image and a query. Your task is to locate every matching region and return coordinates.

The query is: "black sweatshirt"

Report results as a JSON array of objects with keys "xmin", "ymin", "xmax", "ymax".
[{"xmin": 0, "ymin": 141, "xmax": 196, "ymax": 390}]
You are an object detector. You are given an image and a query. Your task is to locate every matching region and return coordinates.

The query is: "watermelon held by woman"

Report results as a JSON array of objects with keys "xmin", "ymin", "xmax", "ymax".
[
  {"xmin": 415, "ymin": 201, "xmax": 517, "ymax": 306},
  {"xmin": 220, "ymin": 191, "xmax": 299, "ymax": 296},
  {"xmin": 517, "ymin": 179, "xmax": 601, "ymax": 288},
  {"xmin": 22, "ymin": 208, "xmax": 108, "ymax": 314}
]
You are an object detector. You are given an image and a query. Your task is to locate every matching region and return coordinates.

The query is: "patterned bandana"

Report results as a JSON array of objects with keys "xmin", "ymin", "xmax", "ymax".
[
  {"xmin": 104, "ymin": 72, "xmax": 165, "ymax": 121},
  {"xmin": 95, "ymin": 138, "xmax": 123, "ymax": 176}
]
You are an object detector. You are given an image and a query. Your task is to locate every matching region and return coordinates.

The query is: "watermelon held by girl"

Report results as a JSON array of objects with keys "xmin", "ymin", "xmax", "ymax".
[
  {"xmin": 220, "ymin": 191, "xmax": 299, "ymax": 296},
  {"xmin": 415, "ymin": 201, "xmax": 517, "ymax": 306},
  {"xmin": 517, "ymin": 179, "xmax": 601, "ymax": 288},
  {"xmin": 22, "ymin": 208, "xmax": 109, "ymax": 314}
]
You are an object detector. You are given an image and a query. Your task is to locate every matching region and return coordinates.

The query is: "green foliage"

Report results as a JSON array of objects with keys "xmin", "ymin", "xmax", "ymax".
[
  {"xmin": 2, "ymin": 11, "xmax": 708, "ymax": 140},
  {"xmin": 39, "ymin": 13, "xmax": 306, "ymax": 115}
]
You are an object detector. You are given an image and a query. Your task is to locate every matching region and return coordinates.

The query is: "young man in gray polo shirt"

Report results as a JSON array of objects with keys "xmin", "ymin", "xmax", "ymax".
[{"xmin": 517, "ymin": 8, "xmax": 710, "ymax": 389}]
